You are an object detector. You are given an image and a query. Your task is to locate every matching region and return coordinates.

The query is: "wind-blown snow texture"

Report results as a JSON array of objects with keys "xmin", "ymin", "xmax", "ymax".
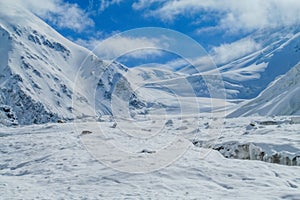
[{"xmin": 0, "ymin": 116, "xmax": 299, "ymax": 199}]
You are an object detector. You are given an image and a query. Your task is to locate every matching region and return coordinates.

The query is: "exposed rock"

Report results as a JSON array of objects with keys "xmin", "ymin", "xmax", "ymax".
[
  {"xmin": 81, "ymin": 130, "xmax": 92, "ymax": 135},
  {"xmin": 139, "ymin": 149, "xmax": 156, "ymax": 154}
]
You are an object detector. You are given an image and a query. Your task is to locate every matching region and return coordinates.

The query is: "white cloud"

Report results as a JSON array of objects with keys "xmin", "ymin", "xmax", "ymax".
[
  {"xmin": 14, "ymin": 0, "xmax": 94, "ymax": 32},
  {"xmin": 210, "ymin": 38, "xmax": 262, "ymax": 64},
  {"xmin": 99, "ymin": 0, "xmax": 123, "ymax": 12},
  {"xmin": 156, "ymin": 38, "xmax": 262, "ymax": 73},
  {"xmin": 164, "ymin": 58, "xmax": 189, "ymax": 70},
  {"xmin": 134, "ymin": 0, "xmax": 300, "ymax": 33},
  {"xmin": 132, "ymin": 0, "xmax": 167, "ymax": 10},
  {"xmin": 77, "ymin": 36, "xmax": 167, "ymax": 60}
]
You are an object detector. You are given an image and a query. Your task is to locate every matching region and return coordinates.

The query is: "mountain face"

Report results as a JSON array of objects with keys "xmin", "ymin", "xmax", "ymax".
[
  {"xmin": 228, "ymin": 62, "xmax": 300, "ymax": 117},
  {"xmin": 179, "ymin": 28, "xmax": 300, "ymax": 99},
  {"xmin": 226, "ymin": 29, "xmax": 300, "ymax": 99},
  {"xmin": 0, "ymin": 2, "xmax": 138, "ymax": 125}
]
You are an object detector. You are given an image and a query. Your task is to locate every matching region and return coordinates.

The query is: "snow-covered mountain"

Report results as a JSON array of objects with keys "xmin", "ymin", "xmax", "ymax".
[
  {"xmin": 130, "ymin": 28, "xmax": 300, "ymax": 102},
  {"xmin": 228, "ymin": 62, "xmax": 300, "ymax": 117},
  {"xmin": 0, "ymin": 1, "xmax": 225, "ymax": 126},
  {"xmin": 0, "ymin": 2, "xmax": 138, "ymax": 125},
  {"xmin": 227, "ymin": 29, "xmax": 300, "ymax": 99},
  {"xmin": 1, "ymin": 1, "xmax": 300, "ymax": 126},
  {"xmin": 180, "ymin": 28, "xmax": 300, "ymax": 99},
  {"xmin": 123, "ymin": 66, "xmax": 230, "ymax": 116},
  {"xmin": 125, "ymin": 28, "xmax": 300, "ymax": 118}
]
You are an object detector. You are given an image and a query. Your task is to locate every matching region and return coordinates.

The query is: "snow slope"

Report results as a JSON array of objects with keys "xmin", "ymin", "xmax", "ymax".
[
  {"xmin": 123, "ymin": 67, "xmax": 231, "ymax": 117},
  {"xmin": 0, "ymin": 2, "xmax": 137, "ymax": 125},
  {"xmin": 180, "ymin": 28, "xmax": 300, "ymax": 99},
  {"xmin": 0, "ymin": 116, "xmax": 299, "ymax": 199},
  {"xmin": 228, "ymin": 62, "xmax": 300, "ymax": 117}
]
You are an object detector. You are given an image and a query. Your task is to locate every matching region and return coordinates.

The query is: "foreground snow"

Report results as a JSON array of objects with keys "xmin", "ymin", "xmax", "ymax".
[{"xmin": 1, "ymin": 115, "xmax": 299, "ymax": 199}]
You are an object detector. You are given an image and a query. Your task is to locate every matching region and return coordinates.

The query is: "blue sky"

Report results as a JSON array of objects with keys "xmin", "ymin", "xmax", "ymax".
[
  {"xmin": 55, "ymin": 0, "xmax": 244, "ymax": 49},
  {"xmin": 63, "ymin": 0, "xmax": 226, "ymax": 46},
  {"xmin": 14, "ymin": 0, "xmax": 300, "ymax": 68}
]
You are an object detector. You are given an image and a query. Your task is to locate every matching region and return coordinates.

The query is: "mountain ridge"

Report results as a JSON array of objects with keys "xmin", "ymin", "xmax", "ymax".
[
  {"xmin": 0, "ymin": 2, "xmax": 137, "ymax": 125},
  {"xmin": 228, "ymin": 61, "xmax": 300, "ymax": 117}
]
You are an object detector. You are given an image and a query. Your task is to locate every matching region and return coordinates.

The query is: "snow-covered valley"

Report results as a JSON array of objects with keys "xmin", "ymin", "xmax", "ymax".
[{"xmin": 1, "ymin": 116, "xmax": 300, "ymax": 199}]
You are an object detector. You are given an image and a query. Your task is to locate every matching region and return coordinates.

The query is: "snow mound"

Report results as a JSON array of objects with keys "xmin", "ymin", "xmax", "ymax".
[{"xmin": 213, "ymin": 142, "xmax": 300, "ymax": 166}]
